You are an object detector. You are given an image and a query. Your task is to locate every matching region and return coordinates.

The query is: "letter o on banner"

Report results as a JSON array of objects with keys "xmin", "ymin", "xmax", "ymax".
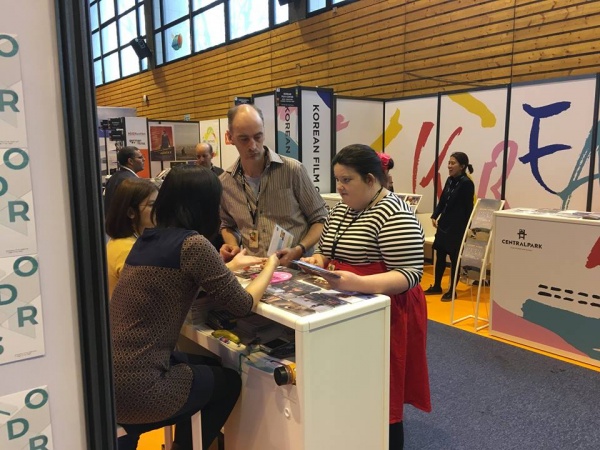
[
  {"xmin": 0, "ymin": 34, "xmax": 19, "ymax": 57},
  {"xmin": 14, "ymin": 256, "xmax": 38, "ymax": 277}
]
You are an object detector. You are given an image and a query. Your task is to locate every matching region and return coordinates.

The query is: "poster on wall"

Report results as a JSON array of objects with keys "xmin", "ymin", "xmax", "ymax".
[
  {"xmin": 335, "ymin": 98, "xmax": 384, "ymax": 153},
  {"xmin": 276, "ymin": 87, "xmax": 299, "ymax": 160},
  {"xmin": 506, "ymin": 77, "xmax": 598, "ymax": 210},
  {"xmin": 200, "ymin": 119, "xmax": 221, "ymax": 167},
  {"xmin": 0, "ymin": 386, "xmax": 53, "ymax": 448},
  {"xmin": 0, "ymin": 34, "xmax": 27, "ymax": 148},
  {"xmin": 219, "ymin": 117, "xmax": 239, "ymax": 170},
  {"xmin": 439, "ymin": 87, "xmax": 508, "ymax": 202},
  {"xmin": 148, "ymin": 121, "xmax": 200, "ymax": 167},
  {"xmin": 0, "ymin": 147, "xmax": 37, "ymax": 257},
  {"xmin": 384, "ymin": 96, "xmax": 438, "ymax": 214},
  {"xmin": 0, "ymin": 254, "xmax": 44, "ymax": 365},
  {"xmin": 301, "ymin": 88, "xmax": 333, "ymax": 193},
  {"xmin": 172, "ymin": 122, "xmax": 200, "ymax": 162},
  {"xmin": 148, "ymin": 124, "xmax": 175, "ymax": 161}
]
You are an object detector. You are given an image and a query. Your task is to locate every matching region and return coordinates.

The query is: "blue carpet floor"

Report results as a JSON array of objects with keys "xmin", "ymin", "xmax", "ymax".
[{"xmin": 403, "ymin": 321, "xmax": 600, "ymax": 449}]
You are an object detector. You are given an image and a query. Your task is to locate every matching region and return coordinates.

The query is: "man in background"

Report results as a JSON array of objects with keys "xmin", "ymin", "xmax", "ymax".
[
  {"xmin": 195, "ymin": 142, "xmax": 224, "ymax": 176},
  {"xmin": 219, "ymin": 104, "xmax": 327, "ymax": 266},
  {"xmin": 104, "ymin": 146, "xmax": 145, "ymax": 216}
]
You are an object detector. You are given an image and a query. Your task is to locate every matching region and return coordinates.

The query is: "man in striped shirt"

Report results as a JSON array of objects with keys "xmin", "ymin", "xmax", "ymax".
[{"xmin": 219, "ymin": 104, "xmax": 328, "ymax": 266}]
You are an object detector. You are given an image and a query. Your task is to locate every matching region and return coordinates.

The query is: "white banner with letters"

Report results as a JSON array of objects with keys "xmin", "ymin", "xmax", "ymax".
[{"xmin": 0, "ymin": 386, "xmax": 53, "ymax": 449}]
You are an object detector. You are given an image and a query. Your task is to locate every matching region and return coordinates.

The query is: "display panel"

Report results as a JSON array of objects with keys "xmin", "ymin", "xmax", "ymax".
[
  {"xmin": 384, "ymin": 95, "xmax": 438, "ymax": 214},
  {"xmin": 439, "ymin": 88, "xmax": 508, "ymax": 202},
  {"xmin": 506, "ymin": 77, "xmax": 598, "ymax": 210}
]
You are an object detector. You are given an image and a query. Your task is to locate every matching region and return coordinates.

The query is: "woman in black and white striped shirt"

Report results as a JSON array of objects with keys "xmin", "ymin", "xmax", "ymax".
[{"xmin": 303, "ymin": 144, "xmax": 431, "ymax": 450}]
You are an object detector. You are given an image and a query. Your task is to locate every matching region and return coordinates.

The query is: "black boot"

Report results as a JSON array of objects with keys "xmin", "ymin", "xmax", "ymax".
[{"xmin": 389, "ymin": 421, "xmax": 404, "ymax": 449}]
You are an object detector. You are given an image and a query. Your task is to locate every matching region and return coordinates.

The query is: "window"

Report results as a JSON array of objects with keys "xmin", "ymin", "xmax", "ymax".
[
  {"xmin": 92, "ymin": 0, "xmax": 354, "ymax": 86},
  {"xmin": 164, "ymin": 19, "xmax": 191, "ymax": 63},
  {"xmin": 309, "ymin": 0, "xmax": 352, "ymax": 13},
  {"xmin": 229, "ymin": 0, "xmax": 269, "ymax": 40},
  {"xmin": 193, "ymin": 4, "xmax": 226, "ymax": 52},
  {"xmin": 91, "ymin": 0, "xmax": 146, "ymax": 86}
]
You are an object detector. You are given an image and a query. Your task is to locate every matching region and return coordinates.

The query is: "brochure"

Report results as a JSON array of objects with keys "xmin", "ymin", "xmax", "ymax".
[
  {"xmin": 267, "ymin": 224, "xmax": 294, "ymax": 256},
  {"xmin": 292, "ymin": 260, "xmax": 341, "ymax": 279}
]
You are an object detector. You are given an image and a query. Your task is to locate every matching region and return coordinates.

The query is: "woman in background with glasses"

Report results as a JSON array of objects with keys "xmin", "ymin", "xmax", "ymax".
[{"xmin": 105, "ymin": 177, "xmax": 158, "ymax": 298}]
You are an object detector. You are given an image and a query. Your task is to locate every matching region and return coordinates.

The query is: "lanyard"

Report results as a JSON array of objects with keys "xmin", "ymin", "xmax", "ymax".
[
  {"xmin": 330, "ymin": 186, "xmax": 383, "ymax": 260},
  {"xmin": 238, "ymin": 167, "xmax": 262, "ymax": 227},
  {"xmin": 246, "ymin": 181, "xmax": 260, "ymax": 226},
  {"xmin": 442, "ymin": 176, "xmax": 462, "ymax": 214},
  {"xmin": 331, "ymin": 209, "xmax": 361, "ymax": 261}
]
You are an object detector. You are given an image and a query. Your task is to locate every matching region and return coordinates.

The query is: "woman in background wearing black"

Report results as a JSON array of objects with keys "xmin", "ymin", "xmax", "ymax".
[{"xmin": 424, "ymin": 152, "xmax": 475, "ymax": 301}]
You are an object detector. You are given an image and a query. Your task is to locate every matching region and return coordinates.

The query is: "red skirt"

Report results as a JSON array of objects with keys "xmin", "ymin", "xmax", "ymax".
[{"xmin": 331, "ymin": 260, "xmax": 432, "ymax": 423}]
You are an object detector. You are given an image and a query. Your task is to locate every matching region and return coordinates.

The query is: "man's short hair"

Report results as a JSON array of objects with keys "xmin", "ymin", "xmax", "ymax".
[
  {"xmin": 200, "ymin": 142, "xmax": 214, "ymax": 155},
  {"xmin": 117, "ymin": 146, "xmax": 139, "ymax": 166},
  {"xmin": 227, "ymin": 104, "xmax": 264, "ymax": 130}
]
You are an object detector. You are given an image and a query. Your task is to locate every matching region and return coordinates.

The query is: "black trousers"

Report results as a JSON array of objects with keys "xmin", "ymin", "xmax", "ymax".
[
  {"xmin": 434, "ymin": 247, "xmax": 459, "ymax": 291},
  {"xmin": 118, "ymin": 354, "xmax": 241, "ymax": 450}
]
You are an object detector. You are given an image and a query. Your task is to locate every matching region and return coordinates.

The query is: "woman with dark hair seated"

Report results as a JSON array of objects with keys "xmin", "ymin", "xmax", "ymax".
[
  {"xmin": 111, "ymin": 165, "xmax": 279, "ymax": 450},
  {"xmin": 105, "ymin": 178, "xmax": 158, "ymax": 298}
]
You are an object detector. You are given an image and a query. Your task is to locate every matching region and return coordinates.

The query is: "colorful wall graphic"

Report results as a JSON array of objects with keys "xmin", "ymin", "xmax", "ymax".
[
  {"xmin": 506, "ymin": 77, "xmax": 598, "ymax": 211},
  {"xmin": 0, "ymin": 386, "xmax": 53, "ymax": 449},
  {"xmin": 381, "ymin": 77, "xmax": 600, "ymax": 214},
  {"xmin": 335, "ymin": 98, "xmax": 384, "ymax": 153},
  {"xmin": 384, "ymin": 96, "xmax": 438, "ymax": 214},
  {"xmin": 439, "ymin": 88, "xmax": 508, "ymax": 202},
  {"xmin": 200, "ymin": 118, "xmax": 221, "ymax": 167}
]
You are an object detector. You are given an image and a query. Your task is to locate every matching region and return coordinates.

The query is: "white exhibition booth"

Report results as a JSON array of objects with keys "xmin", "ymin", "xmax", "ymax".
[
  {"xmin": 182, "ymin": 283, "xmax": 391, "ymax": 450},
  {"xmin": 491, "ymin": 209, "xmax": 600, "ymax": 368}
]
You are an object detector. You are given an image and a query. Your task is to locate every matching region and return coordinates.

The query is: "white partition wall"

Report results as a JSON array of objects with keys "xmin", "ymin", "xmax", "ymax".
[
  {"xmin": 439, "ymin": 88, "xmax": 508, "ymax": 202},
  {"xmin": 253, "ymin": 92, "xmax": 276, "ymax": 150},
  {"xmin": 384, "ymin": 96, "xmax": 438, "ymax": 214},
  {"xmin": 335, "ymin": 97, "xmax": 384, "ymax": 153},
  {"xmin": 506, "ymin": 77, "xmax": 598, "ymax": 210},
  {"xmin": 1, "ymin": 1, "xmax": 107, "ymax": 448}
]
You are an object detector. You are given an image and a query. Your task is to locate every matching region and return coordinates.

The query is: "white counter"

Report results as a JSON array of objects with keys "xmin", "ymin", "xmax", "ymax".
[
  {"xmin": 490, "ymin": 208, "xmax": 600, "ymax": 367},
  {"xmin": 184, "ymin": 285, "xmax": 391, "ymax": 450}
]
